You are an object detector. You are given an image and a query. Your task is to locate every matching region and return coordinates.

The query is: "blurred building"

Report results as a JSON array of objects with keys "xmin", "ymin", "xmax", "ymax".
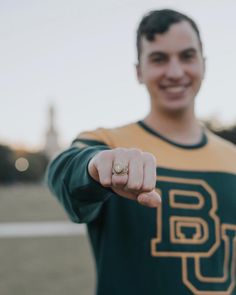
[{"xmin": 44, "ymin": 105, "xmax": 61, "ymax": 159}]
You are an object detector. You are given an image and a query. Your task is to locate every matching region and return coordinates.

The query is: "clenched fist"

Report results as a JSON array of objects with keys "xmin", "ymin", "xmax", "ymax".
[{"xmin": 88, "ymin": 148, "xmax": 161, "ymax": 207}]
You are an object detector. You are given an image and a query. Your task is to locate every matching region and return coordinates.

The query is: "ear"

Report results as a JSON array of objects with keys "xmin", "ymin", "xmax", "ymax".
[
  {"xmin": 135, "ymin": 63, "xmax": 143, "ymax": 84},
  {"xmin": 202, "ymin": 56, "xmax": 206, "ymax": 79}
]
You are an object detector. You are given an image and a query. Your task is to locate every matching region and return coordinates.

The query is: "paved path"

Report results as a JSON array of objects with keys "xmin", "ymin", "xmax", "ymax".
[{"xmin": 0, "ymin": 221, "xmax": 86, "ymax": 238}]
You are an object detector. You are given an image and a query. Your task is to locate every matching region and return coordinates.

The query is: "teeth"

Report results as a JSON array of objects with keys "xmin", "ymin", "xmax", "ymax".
[{"xmin": 165, "ymin": 86, "xmax": 186, "ymax": 93}]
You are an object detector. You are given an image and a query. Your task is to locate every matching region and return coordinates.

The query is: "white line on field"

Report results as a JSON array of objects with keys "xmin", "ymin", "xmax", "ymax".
[{"xmin": 0, "ymin": 221, "xmax": 86, "ymax": 238}]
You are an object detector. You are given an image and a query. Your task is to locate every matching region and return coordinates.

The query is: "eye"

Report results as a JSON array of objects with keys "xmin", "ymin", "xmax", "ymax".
[
  {"xmin": 151, "ymin": 55, "xmax": 168, "ymax": 64},
  {"xmin": 153, "ymin": 58, "xmax": 164, "ymax": 64},
  {"xmin": 181, "ymin": 50, "xmax": 196, "ymax": 62}
]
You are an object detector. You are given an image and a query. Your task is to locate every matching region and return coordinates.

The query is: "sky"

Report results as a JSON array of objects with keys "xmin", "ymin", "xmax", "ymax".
[{"xmin": 1, "ymin": 0, "xmax": 236, "ymax": 150}]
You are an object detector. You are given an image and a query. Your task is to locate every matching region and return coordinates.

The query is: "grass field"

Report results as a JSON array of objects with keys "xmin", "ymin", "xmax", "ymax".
[{"xmin": 0, "ymin": 184, "xmax": 96, "ymax": 295}]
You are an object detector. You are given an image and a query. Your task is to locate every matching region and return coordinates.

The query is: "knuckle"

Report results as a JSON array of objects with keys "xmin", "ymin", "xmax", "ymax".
[
  {"xmin": 114, "ymin": 147, "xmax": 127, "ymax": 152},
  {"xmin": 113, "ymin": 148, "xmax": 127, "ymax": 157},
  {"xmin": 143, "ymin": 152, "xmax": 157, "ymax": 164},
  {"xmin": 112, "ymin": 148, "xmax": 129, "ymax": 161},
  {"xmin": 97, "ymin": 150, "xmax": 112, "ymax": 162},
  {"xmin": 129, "ymin": 148, "xmax": 143, "ymax": 159}
]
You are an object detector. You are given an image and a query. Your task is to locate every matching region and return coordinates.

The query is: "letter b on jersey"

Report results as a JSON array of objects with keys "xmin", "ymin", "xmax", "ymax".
[{"xmin": 152, "ymin": 177, "xmax": 220, "ymax": 257}]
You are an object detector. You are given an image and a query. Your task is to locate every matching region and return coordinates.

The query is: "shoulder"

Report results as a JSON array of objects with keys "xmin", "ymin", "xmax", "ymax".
[
  {"xmin": 74, "ymin": 122, "xmax": 139, "ymax": 148},
  {"xmin": 206, "ymin": 128, "xmax": 236, "ymax": 154}
]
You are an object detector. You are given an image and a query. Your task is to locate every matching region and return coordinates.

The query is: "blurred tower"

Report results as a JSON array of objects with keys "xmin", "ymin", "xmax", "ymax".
[{"xmin": 44, "ymin": 105, "xmax": 61, "ymax": 159}]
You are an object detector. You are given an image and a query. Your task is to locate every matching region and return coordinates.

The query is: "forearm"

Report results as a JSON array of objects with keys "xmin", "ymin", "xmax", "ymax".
[{"xmin": 47, "ymin": 146, "xmax": 114, "ymax": 223}]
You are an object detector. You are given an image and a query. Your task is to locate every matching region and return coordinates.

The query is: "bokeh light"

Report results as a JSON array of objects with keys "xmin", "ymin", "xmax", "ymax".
[{"xmin": 15, "ymin": 157, "xmax": 29, "ymax": 172}]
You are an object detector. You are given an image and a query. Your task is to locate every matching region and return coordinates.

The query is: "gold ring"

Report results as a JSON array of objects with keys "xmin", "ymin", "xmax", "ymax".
[{"xmin": 112, "ymin": 163, "xmax": 129, "ymax": 176}]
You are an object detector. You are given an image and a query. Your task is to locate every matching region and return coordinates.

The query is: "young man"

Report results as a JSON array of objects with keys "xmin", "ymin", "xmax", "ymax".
[{"xmin": 47, "ymin": 9, "xmax": 236, "ymax": 295}]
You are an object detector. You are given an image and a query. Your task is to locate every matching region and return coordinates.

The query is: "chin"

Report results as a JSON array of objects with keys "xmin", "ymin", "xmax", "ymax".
[{"xmin": 160, "ymin": 100, "xmax": 193, "ymax": 114}]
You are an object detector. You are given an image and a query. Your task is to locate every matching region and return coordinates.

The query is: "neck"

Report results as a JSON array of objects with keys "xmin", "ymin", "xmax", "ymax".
[{"xmin": 143, "ymin": 107, "xmax": 203, "ymax": 145}]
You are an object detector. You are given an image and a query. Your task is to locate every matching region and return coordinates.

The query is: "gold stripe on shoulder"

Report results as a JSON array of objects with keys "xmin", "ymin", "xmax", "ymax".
[
  {"xmin": 101, "ymin": 123, "xmax": 236, "ymax": 175},
  {"xmin": 73, "ymin": 123, "xmax": 236, "ymax": 174}
]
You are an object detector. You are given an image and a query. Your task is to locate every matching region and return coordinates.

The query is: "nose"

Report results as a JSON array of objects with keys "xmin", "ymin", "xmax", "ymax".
[{"xmin": 165, "ymin": 58, "xmax": 184, "ymax": 80}]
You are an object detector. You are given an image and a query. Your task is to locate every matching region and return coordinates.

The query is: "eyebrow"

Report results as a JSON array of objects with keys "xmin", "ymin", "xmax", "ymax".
[{"xmin": 148, "ymin": 47, "xmax": 197, "ymax": 58}]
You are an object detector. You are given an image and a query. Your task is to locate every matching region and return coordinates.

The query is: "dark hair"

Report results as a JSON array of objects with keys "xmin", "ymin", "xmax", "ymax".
[{"xmin": 136, "ymin": 9, "xmax": 203, "ymax": 61}]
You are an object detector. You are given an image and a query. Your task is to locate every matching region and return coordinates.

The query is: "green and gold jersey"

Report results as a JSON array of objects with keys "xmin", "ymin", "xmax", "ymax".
[{"xmin": 47, "ymin": 121, "xmax": 236, "ymax": 295}]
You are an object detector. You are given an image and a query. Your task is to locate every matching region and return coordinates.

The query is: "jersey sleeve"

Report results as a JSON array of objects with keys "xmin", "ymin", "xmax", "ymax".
[{"xmin": 46, "ymin": 130, "xmax": 115, "ymax": 223}]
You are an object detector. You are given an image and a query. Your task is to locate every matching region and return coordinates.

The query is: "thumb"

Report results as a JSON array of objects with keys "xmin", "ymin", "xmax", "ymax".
[{"xmin": 137, "ymin": 190, "xmax": 161, "ymax": 208}]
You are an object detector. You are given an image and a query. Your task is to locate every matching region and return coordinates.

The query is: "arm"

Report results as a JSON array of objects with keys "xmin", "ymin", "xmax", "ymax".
[
  {"xmin": 47, "ymin": 143, "xmax": 115, "ymax": 223},
  {"xmin": 47, "ymin": 133, "xmax": 161, "ymax": 223}
]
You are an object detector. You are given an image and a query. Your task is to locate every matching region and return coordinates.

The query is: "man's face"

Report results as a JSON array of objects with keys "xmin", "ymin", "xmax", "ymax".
[{"xmin": 136, "ymin": 21, "xmax": 205, "ymax": 114}]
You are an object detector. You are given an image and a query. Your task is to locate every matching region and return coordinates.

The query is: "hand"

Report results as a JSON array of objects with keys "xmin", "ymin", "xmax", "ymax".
[{"xmin": 88, "ymin": 148, "xmax": 161, "ymax": 208}]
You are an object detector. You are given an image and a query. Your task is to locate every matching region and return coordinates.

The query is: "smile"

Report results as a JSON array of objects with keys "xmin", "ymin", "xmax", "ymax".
[{"xmin": 160, "ymin": 84, "xmax": 190, "ymax": 94}]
